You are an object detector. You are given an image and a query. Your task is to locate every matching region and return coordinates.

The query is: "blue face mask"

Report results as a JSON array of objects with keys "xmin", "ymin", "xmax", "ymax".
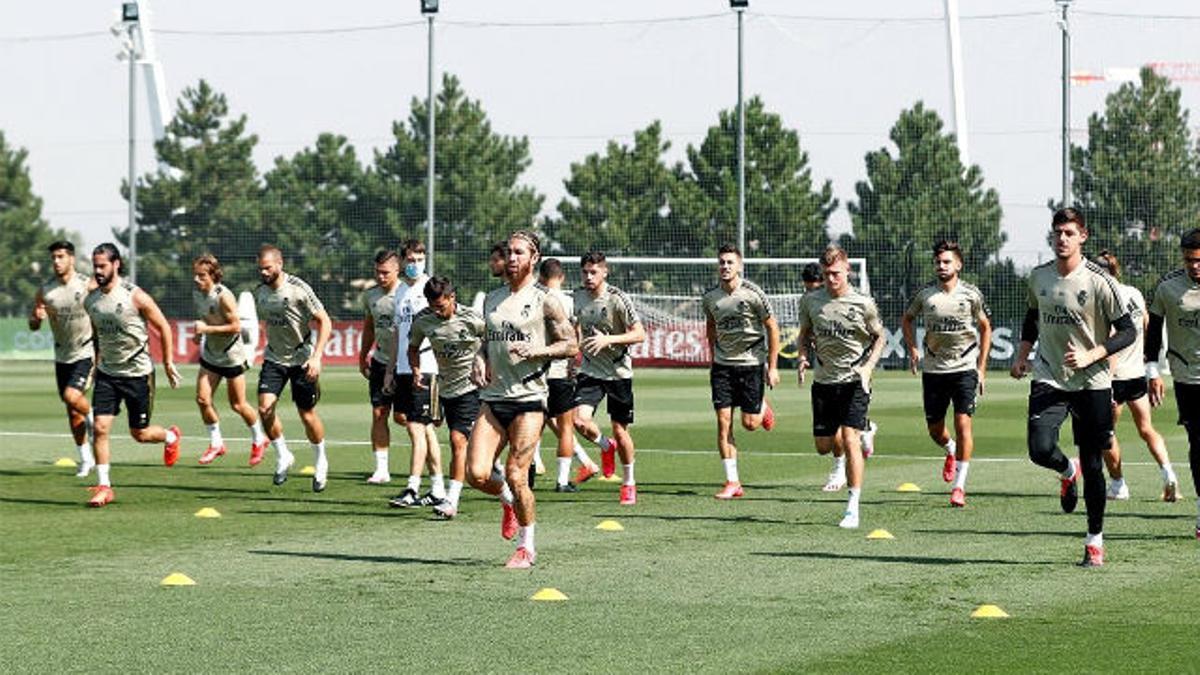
[{"xmin": 404, "ymin": 261, "xmax": 424, "ymax": 279}]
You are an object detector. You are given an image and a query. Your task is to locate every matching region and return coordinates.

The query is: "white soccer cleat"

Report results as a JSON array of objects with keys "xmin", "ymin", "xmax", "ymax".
[
  {"xmin": 1107, "ymin": 481, "xmax": 1130, "ymax": 501},
  {"xmin": 273, "ymin": 452, "xmax": 295, "ymax": 486},
  {"xmin": 838, "ymin": 510, "xmax": 860, "ymax": 529},
  {"xmin": 823, "ymin": 470, "xmax": 847, "ymax": 493},
  {"xmin": 74, "ymin": 460, "xmax": 95, "ymax": 478},
  {"xmin": 366, "ymin": 471, "xmax": 391, "ymax": 485}
]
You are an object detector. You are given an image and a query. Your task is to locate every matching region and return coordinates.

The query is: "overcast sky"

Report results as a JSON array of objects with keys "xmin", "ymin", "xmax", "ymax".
[{"xmin": 3, "ymin": 0, "xmax": 1199, "ymax": 267}]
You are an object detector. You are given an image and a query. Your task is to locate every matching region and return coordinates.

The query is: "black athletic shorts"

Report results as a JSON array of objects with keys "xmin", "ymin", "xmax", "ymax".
[
  {"xmin": 1112, "ymin": 376, "xmax": 1148, "ymax": 404},
  {"xmin": 710, "ymin": 363, "xmax": 765, "ymax": 413},
  {"xmin": 258, "ymin": 360, "xmax": 320, "ymax": 411},
  {"xmin": 546, "ymin": 378, "xmax": 577, "ymax": 417},
  {"xmin": 394, "ymin": 373, "xmax": 436, "ymax": 424},
  {"xmin": 1175, "ymin": 382, "xmax": 1200, "ymax": 429},
  {"xmin": 367, "ymin": 358, "xmax": 401, "ymax": 410},
  {"xmin": 575, "ymin": 374, "xmax": 635, "ymax": 425},
  {"xmin": 92, "ymin": 370, "xmax": 155, "ymax": 429},
  {"xmin": 55, "ymin": 358, "xmax": 92, "ymax": 397},
  {"xmin": 1027, "ymin": 381, "xmax": 1114, "ymax": 451},
  {"xmin": 484, "ymin": 399, "xmax": 544, "ymax": 429},
  {"xmin": 441, "ymin": 390, "xmax": 481, "ymax": 436},
  {"xmin": 922, "ymin": 370, "xmax": 978, "ymax": 421},
  {"xmin": 811, "ymin": 381, "xmax": 871, "ymax": 436},
  {"xmin": 199, "ymin": 358, "xmax": 249, "ymax": 381}
]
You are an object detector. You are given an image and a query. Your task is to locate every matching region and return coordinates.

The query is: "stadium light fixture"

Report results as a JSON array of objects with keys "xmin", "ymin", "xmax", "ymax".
[
  {"xmin": 122, "ymin": 2, "xmax": 139, "ymax": 23},
  {"xmin": 730, "ymin": 0, "xmax": 749, "ymax": 8},
  {"xmin": 420, "ymin": 0, "xmax": 438, "ymax": 14}
]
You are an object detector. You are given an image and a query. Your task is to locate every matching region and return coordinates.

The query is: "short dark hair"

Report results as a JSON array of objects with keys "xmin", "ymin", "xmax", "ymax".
[
  {"xmin": 47, "ymin": 241, "xmax": 75, "ymax": 254},
  {"xmin": 490, "ymin": 241, "xmax": 509, "ymax": 257},
  {"xmin": 1093, "ymin": 250, "xmax": 1120, "ymax": 279},
  {"xmin": 718, "ymin": 243, "xmax": 741, "ymax": 258},
  {"xmin": 933, "ymin": 239, "xmax": 963, "ymax": 261},
  {"xmin": 820, "ymin": 244, "xmax": 848, "ymax": 268},
  {"xmin": 539, "ymin": 258, "xmax": 564, "ymax": 281},
  {"xmin": 93, "ymin": 242, "xmax": 123, "ymax": 273},
  {"xmin": 580, "ymin": 250, "xmax": 607, "ymax": 267},
  {"xmin": 193, "ymin": 253, "xmax": 223, "ymax": 283},
  {"xmin": 374, "ymin": 249, "xmax": 400, "ymax": 266},
  {"xmin": 1052, "ymin": 207, "xmax": 1086, "ymax": 232},
  {"xmin": 423, "ymin": 275, "xmax": 455, "ymax": 303},
  {"xmin": 400, "ymin": 239, "xmax": 425, "ymax": 257},
  {"xmin": 258, "ymin": 244, "xmax": 283, "ymax": 261},
  {"xmin": 801, "ymin": 262, "xmax": 822, "ymax": 283},
  {"xmin": 1181, "ymin": 228, "xmax": 1200, "ymax": 251}
]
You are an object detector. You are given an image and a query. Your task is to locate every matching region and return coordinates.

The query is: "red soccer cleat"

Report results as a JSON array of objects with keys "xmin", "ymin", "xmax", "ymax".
[
  {"xmin": 762, "ymin": 400, "xmax": 775, "ymax": 431},
  {"xmin": 1078, "ymin": 544, "xmax": 1104, "ymax": 568},
  {"xmin": 575, "ymin": 463, "xmax": 597, "ymax": 485},
  {"xmin": 714, "ymin": 481, "xmax": 744, "ymax": 500},
  {"xmin": 600, "ymin": 438, "xmax": 617, "ymax": 478},
  {"xmin": 163, "ymin": 426, "xmax": 182, "ymax": 467},
  {"xmin": 198, "ymin": 445, "xmax": 226, "ymax": 465},
  {"xmin": 942, "ymin": 454, "xmax": 956, "ymax": 483},
  {"xmin": 249, "ymin": 440, "xmax": 268, "ymax": 467},
  {"xmin": 619, "ymin": 484, "xmax": 637, "ymax": 505},
  {"xmin": 87, "ymin": 485, "xmax": 115, "ymax": 507},
  {"xmin": 505, "ymin": 547, "xmax": 536, "ymax": 569},
  {"xmin": 950, "ymin": 487, "xmax": 966, "ymax": 507},
  {"xmin": 500, "ymin": 502, "xmax": 519, "ymax": 540}
]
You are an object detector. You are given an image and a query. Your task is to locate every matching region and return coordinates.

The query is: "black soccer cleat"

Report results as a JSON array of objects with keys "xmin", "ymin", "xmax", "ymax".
[
  {"xmin": 1059, "ymin": 459, "xmax": 1080, "ymax": 514},
  {"xmin": 554, "ymin": 482, "xmax": 579, "ymax": 493},
  {"xmin": 312, "ymin": 477, "xmax": 326, "ymax": 493},
  {"xmin": 389, "ymin": 488, "xmax": 419, "ymax": 508},
  {"xmin": 273, "ymin": 471, "xmax": 288, "ymax": 486}
]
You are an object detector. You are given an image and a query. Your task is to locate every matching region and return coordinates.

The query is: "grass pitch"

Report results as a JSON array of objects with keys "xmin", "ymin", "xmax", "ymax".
[{"xmin": 1, "ymin": 362, "xmax": 1198, "ymax": 673}]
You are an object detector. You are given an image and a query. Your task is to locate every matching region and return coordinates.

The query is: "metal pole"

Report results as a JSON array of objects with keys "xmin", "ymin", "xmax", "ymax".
[
  {"xmin": 425, "ymin": 14, "xmax": 436, "ymax": 276},
  {"xmin": 1060, "ymin": 1, "xmax": 1072, "ymax": 207},
  {"xmin": 736, "ymin": 7, "xmax": 746, "ymax": 255},
  {"xmin": 127, "ymin": 29, "xmax": 138, "ymax": 284},
  {"xmin": 943, "ymin": 0, "xmax": 970, "ymax": 166}
]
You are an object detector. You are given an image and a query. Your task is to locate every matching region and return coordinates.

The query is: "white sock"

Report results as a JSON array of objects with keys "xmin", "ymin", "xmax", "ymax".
[
  {"xmin": 595, "ymin": 433, "xmax": 611, "ymax": 450},
  {"xmin": 1086, "ymin": 532, "xmax": 1103, "ymax": 548},
  {"xmin": 833, "ymin": 455, "xmax": 846, "ymax": 475},
  {"xmin": 953, "ymin": 461, "xmax": 970, "ymax": 490},
  {"xmin": 943, "ymin": 438, "xmax": 956, "ymax": 456},
  {"xmin": 623, "ymin": 462, "xmax": 635, "ymax": 486},
  {"xmin": 500, "ymin": 481, "xmax": 514, "ymax": 505},
  {"xmin": 164, "ymin": 427, "xmax": 179, "ymax": 445},
  {"xmin": 249, "ymin": 420, "xmax": 267, "ymax": 444},
  {"xmin": 373, "ymin": 449, "xmax": 389, "ymax": 474},
  {"xmin": 573, "ymin": 443, "xmax": 594, "ymax": 467},
  {"xmin": 557, "ymin": 457, "xmax": 572, "ymax": 486},
  {"xmin": 1059, "ymin": 459, "xmax": 1076, "ymax": 480},
  {"xmin": 1110, "ymin": 476, "xmax": 1126, "ymax": 490},
  {"xmin": 206, "ymin": 422, "xmax": 223, "ymax": 448},
  {"xmin": 97, "ymin": 463, "xmax": 111, "ymax": 487},
  {"xmin": 273, "ymin": 436, "xmax": 291, "ymax": 459},
  {"xmin": 86, "ymin": 410, "xmax": 94, "ymax": 430},
  {"xmin": 722, "ymin": 458, "xmax": 739, "ymax": 483},
  {"xmin": 1162, "ymin": 463, "xmax": 1177, "ymax": 484},
  {"xmin": 533, "ymin": 440, "xmax": 544, "ymax": 468},
  {"xmin": 492, "ymin": 460, "xmax": 505, "ymax": 482},
  {"xmin": 312, "ymin": 441, "xmax": 328, "ymax": 480},
  {"xmin": 430, "ymin": 474, "xmax": 446, "ymax": 499},
  {"xmin": 448, "ymin": 479, "xmax": 463, "ymax": 507},
  {"xmin": 517, "ymin": 522, "xmax": 536, "ymax": 553},
  {"xmin": 406, "ymin": 474, "xmax": 422, "ymax": 492},
  {"xmin": 847, "ymin": 487, "xmax": 861, "ymax": 514},
  {"xmin": 77, "ymin": 442, "xmax": 95, "ymax": 466}
]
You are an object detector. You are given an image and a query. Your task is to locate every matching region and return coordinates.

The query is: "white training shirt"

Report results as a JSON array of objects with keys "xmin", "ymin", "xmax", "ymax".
[{"xmin": 392, "ymin": 276, "xmax": 439, "ymax": 375}]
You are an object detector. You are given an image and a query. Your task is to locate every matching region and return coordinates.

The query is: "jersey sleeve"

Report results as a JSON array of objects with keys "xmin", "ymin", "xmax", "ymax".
[
  {"xmin": 798, "ymin": 294, "xmax": 813, "ymax": 332},
  {"xmin": 864, "ymin": 297, "xmax": 884, "ymax": 336},
  {"xmin": 1148, "ymin": 280, "xmax": 1166, "ymax": 316},
  {"xmin": 1096, "ymin": 273, "xmax": 1125, "ymax": 324},
  {"xmin": 614, "ymin": 288, "xmax": 640, "ymax": 328},
  {"xmin": 1026, "ymin": 276, "xmax": 1038, "ymax": 310},
  {"xmin": 751, "ymin": 285, "xmax": 773, "ymax": 321},
  {"xmin": 361, "ymin": 289, "xmax": 373, "ymax": 318},
  {"xmin": 301, "ymin": 281, "xmax": 326, "ymax": 317},
  {"xmin": 407, "ymin": 315, "xmax": 427, "ymax": 347},
  {"xmin": 701, "ymin": 293, "xmax": 714, "ymax": 322},
  {"xmin": 972, "ymin": 287, "xmax": 991, "ymax": 321}
]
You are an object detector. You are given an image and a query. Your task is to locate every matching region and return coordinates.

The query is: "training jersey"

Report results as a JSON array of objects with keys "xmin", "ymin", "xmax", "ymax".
[
  {"xmin": 361, "ymin": 283, "xmax": 398, "ymax": 367},
  {"xmin": 575, "ymin": 283, "xmax": 640, "ymax": 381},
  {"xmin": 194, "ymin": 283, "xmax": 248, "ymax": 370},
  {"xmin": 254, "ymin": 273, "xmax": 325, "ymax": 367},
  {"xmin": 1112, "ymin": 283, "xmax": 1147, "ymax": 381},
  {"xmin": 1026, "ymin": 260, "xmax": 1126, "ymax": 391},
  {"xmin": 798, "ymin": 287, "xmax": 883, "ymax": 385},
  {"xmin": 392, "ymin": 278, "xmax": 438, "ymax": 375},
  {"xmin": 1149, "ymin": 269, "xmax": 1200, "ymax": 385},
  {"xmin": 702, "ymin": 279, "xmax": 773, "ymax": 367},
  {"xmin": 481, "ymin": 281, "xmax": 563, "ymax": 403},
  {"xmin": 903, "ymin": 280, "xmax": 990, "ymax": 374},
  {"xmin": 40, "ymin": 271, "xmax": 93, "ymax": 364},
  {"xmin": 545, "ymin": 286, "xmax": 574, "ymax": 380},
  {"xmin": 85, "ymin": 279, "xmax": 152, "ymax": 378},
  {"xmin": 409, "ymin": 305, "xmax": 485, "ymax": 398}
]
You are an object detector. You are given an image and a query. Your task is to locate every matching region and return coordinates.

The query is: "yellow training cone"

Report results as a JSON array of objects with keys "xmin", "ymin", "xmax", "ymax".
[
  {"xmin": 896, "ymin": 483, "xmax": 922, "ymax": 493},
  {"xmin": 595, "ymin": 520, "xmax": 624, "ymax": 532},
  {"xmin": 54, "ymin": 457, "xmax": 77, "ymax": 468},
  {"xmin": 300, "ymin": 465, "xmax": 316, "ymax": 476},
  {"xmin": 970, "ymin": 604, "xmax": 1009, "ymax": 619},
  {"xmin": 531, "ymin": 588, "xmax": 568, "ymax": 601},
  {"xmin": 194, "ymin": 507, "xmax": 222, "ymax": 519},
  {"xmin": 160, "ymin": 572, "xmax": 196, "ymax": 587},
  {"xmin": 866, "ymin": 529, "xmax": 895, "ymax": 540}
]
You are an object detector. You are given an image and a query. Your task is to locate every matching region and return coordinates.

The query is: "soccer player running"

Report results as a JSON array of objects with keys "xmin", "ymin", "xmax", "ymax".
[
  {"xmin": 1092, "ymin": 251, "xmax": 1178, "ymax": 501},
  {"xmin": 253, "ymin": 245, "xmax": 333, "ymax": 492},
  {"xmin": 1010, "ymin": 209, "xmax": 1136, "ymax": 567},
  {"xmin": 82, "ymin": 243, "xmax": 182, "ymax": 507},
  {"xmin": 359, "ymin": 250, "xmax": 402, "ymax": 484},
  {"xmin": 465, "ymin": 230, "xmax": 578, "ymax": 568},
  {"xmin": 901, "ymin": 240, "xmax": 992, "ymax": 507},
  {"xmin": 572, "ymin": 251, "xmax": 647, "ymax": 504},
  {"xmin": 29, "ymin": 241, "xmax": 97, "ymax": 477},
  {"xmin": 383, "ymin": 240, "xmax": 446, "ymax": 507},
  {"xmin": 797, "ymin": 245, "xmax": 885, "ymax": 528},
  {"xmin": 408, "ymin": 276, "xmax": 485, "ymax": 518},
  {"xmin": 1145, "ymin": 227, "xmax": 1200, "ymax": 538},
  {"xmin": 537, "ymin": 258, "xmax": 601, "ymax": 493},
  {"xmin": 703, "ymin": 244, "xmax": 780, "ymax": 500},
  {"xmin": 191, "ymin": 254, "xmax": 269, "ymax": 466}
]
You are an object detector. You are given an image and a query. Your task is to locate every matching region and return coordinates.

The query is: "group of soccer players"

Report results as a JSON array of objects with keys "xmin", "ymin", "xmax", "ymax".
[{"xmin": 27, "ymin": 208, "xmax": 1200, "ymax": 567}]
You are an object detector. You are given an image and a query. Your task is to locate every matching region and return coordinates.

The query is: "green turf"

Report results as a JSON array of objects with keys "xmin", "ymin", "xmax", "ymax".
[{"xmin": 1, "ymin": 362, "xmax": 1196, "ymax": 673}]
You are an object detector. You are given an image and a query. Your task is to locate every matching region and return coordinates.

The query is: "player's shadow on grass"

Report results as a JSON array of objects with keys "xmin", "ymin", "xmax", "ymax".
[
  {"xmin": 0, "ymin": 496, "xmax": 79, "ymax": 508},
  {"xmin": 238, "ymin": 509, "xmax": 406, "ymax": 519},
  {"xmin": 752, "ymin": 551, "xmax": 1054, "ymax": 566},
  {"xmin": 914, "ymin": 527, "xmax": 1179, "ymax": 542},
  {"xmin": 122, "ymin": 482, "xmax": 260, "ymax": 495},
  {"xmin": 594, "ymin": 512, "xmax": 795, "ymax": 526},
  {"xmin": 1102, "ymin": 511, "xmax": 1194, "ymax": 521},
  {"xmin": 249, "ymin": 549, "xmax": 486, "ymax": 567}
]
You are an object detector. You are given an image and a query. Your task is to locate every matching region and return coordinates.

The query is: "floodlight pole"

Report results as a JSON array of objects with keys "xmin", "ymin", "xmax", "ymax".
[
  {"xmin": 735, "ymin": 5, "xmax": 746, "ymax": 255},
  {"xmin": 1059, "ymin": 0, "xmax": 1072, "ymax": 207},
  {"xmin": 943, "ymin": 0, "xmax": 969, "ymax": 166},
  {"xmin": 425, "ymin": 12, "xmax": 436, "ymax": 276},
  {"xmin": 127, "ymin": 23, "xmax": 138, "ymax": 284}
]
